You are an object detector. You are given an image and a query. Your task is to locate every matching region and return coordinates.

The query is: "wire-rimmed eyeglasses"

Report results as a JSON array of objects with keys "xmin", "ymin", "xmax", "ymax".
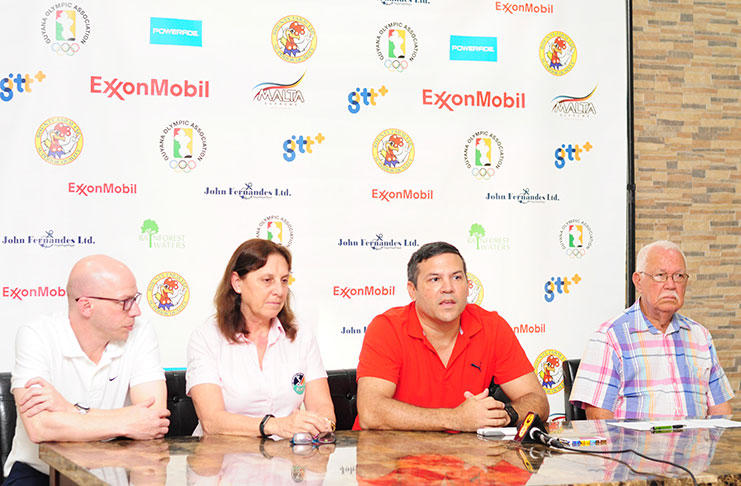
[{"xmin": 639, "ymin": 272, "xmax": 690, "ymax": 284}]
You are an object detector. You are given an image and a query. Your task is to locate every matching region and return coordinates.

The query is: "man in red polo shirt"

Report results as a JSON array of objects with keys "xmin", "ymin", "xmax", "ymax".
[{"xmin": 354, "ymin": 241, "xmax": 548, "ymax": 431}]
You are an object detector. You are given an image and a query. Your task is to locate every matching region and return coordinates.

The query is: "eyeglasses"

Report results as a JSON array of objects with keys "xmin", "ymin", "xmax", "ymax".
[
  {"xmin": 290, "ymin": 431, "xmax": 336, "ymax": 446},
  {"xmin": 75, "ymin": 292, "xmax": 142, "ymax": 311},
  {"xmin": 639, "ymin": 272, "xmax": 690, "ymax": 284}
]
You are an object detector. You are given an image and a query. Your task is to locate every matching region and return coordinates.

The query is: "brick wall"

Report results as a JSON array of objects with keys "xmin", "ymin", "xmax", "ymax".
[{"xmin": 633, "ymin": 0, "xmax": 741, "ymax": 409}]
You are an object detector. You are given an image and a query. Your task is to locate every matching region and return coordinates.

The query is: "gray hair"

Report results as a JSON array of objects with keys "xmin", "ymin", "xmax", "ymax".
[{"xmin": 635, "ymin": 240, "xmax": 686, "ymax": 272}]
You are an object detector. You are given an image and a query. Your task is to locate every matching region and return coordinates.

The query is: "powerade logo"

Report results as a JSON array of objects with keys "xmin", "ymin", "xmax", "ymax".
[
  {"xmin": 449, "ymin": 36, "xmax": 497, "ymax": 62},
  {"xmin": 1, "ymin": 71, "xmax": 47, "ymax": 103},
  {"xmin": 283, "ymin": 133, "xmax": 325, "ymax": 162},
  {"xmin": 543, "ymin": 273, "xmax": 581, "ymax": 302},
  {"xmin": 150, "ymin": 18, "xmax": 202, "ymax": 47},
  {"xmin": 3, "ymin": 286, "xmax": 66, "ymax": 300},
  {"xmin": 348, "ymin": 85, "xmax": 389, "ymax": 114},
  {"xmin": 2, "ymin": 230, "xmax": 95, "ymax": 248},
  {"xmin": 554, "ymin": 141, "xmax": 592, "ymax": 169}
]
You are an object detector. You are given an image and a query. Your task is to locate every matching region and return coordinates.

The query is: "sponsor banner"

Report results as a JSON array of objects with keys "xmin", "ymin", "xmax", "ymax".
[
  {"xmin": 512, "ymin": 322, "xmax": 546, "ymax": 334},
  {"xmin": 372, "ymin": 129, "xmax": 414, "ymax": 173},
  {"xmin": 539, "ymin": 31, "xmax": 576, "ymax": 76},
  {"xmin": 2, "ymin": 286, "xmax": 66, "ymax": 300},
  {"xmin": 552, "ymin": 86, "xmax": 597, "ymax": 118},
  {"xmin": 371, "ymin": 188, "xmax": 432, "ymax": 202},
  {"xmin": 347, "ymin": 85, "xmax": 389, "ymax": 114},
  {"xmin": 467, "ymin": 224, "xmax": 510, "ymax": 251},
  {"xmin": 554, "ymin": 141, "xmax": 593, "ymax": 169},
  {"xmin": 467, "ymin": 272, "xmax": 484, "ymax": 305},
  {"xmin": 90, "ymin": 76, "xmax": 210, "ymax": 100},
  {"xmin": 534, "ymin": 349, "xmax": 566, "ymax": 394},
  {"xmin": 283, "ymin": 133, "xmax": 325, "ymax": 162},
  {"xmin": 464, "ymin": 131, "xmax": 504, "ymax": 180},
  {"xmin": 376, "ymin": 22, "xmax": 418, "ymax": 72},
  {"xmin": 139, "ymin": 220, "xmax": 186, "ymax": 249},
  {"xmin": 449, "ymin": 35, "xmax": 497, "ymax": 62},
  {"xmin": 1, "ymin": 71, "xmax": 47, "ymax": 103},
  {"xmin": 544, "ymin": 273, "xmax": 582, "ymax": 302},
  {"xmin": 204, "ymin": 183, "xmax": 292, "ymax": 199},
  {"xmin": 159, "ymin": 120, "xmax": 208, "ymax": 173},
  {"xmin": 150, "ymin": 17, "xmax": 202, "ymax": 47},
  {"xmin": 272, "ymin": 16, "xmax": 317, "ymax": 63},
  {"xmin": 41, "ymin": 4, "xmax": 91, "ymax": 56},
  {"xmin": 147, "ymin": 272, "xmax": 189, "ymax": 317},
  {"xmin": 337, "ymin": 234, "xmax": 418, "ymax": 250},
  {"xmin": 2, "ymin": 230, "xmax": 94, "ymax": 248},
  {"xmin": 559, "ymin": 219, "xmax": 594, "ymax": 258},
  {"xmin": 485, "ymin": 188, "xmax": 560, "ymax": 203},
  {"xmin": 495, "ymin": 2, "xmax": 554, "ymax": 14},
  {"xmin": 256, "ymin": 216, "xmax": 294, "ymax": 247},
  {"xmin": 423, "ymin": 89, "xmax": 524, "ymax": 111},
  {"xmin": 68, "ymin": 182, "xmax": 137, "ymax": 196},
  {"xmin": 35, "ymin": 117, "xmax": 83, "ymax": 166},
  {"xmin": 253, "ymin": 74, "xmax": 306, "ymax": 107},
  {"xmin": 333, "ymin": 285, "xmax": 396, "ymax": 299},
  {"xmin": 378, "ymin": 0, "xmax": 430, "ymax": 4}
]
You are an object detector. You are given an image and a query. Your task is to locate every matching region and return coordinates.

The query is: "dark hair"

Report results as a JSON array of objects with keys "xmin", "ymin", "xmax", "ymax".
[
  {"xmin": 214, "ymin": 239, "xmax": 296, "ymax": 342},
  {"xmin": 407, "ymin": 241, "xmax": 467, "ymax": 286}
]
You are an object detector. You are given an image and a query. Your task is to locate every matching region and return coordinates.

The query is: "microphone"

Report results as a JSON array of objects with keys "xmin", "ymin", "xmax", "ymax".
[{"xmin": 513, "ymin": 412, "xmax": 563, "ymax": 448}]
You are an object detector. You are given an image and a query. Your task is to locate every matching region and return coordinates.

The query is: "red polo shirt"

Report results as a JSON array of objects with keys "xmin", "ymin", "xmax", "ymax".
[{"xmin": 353, "ymin": 303, "xmax": 533, "ymax": 429}]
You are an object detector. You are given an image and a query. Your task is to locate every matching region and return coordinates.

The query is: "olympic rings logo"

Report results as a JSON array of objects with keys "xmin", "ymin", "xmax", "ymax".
[
  {"xmin": 51, "ymin": 42, "xmax": 81, "ymax": 56},
  {"xmin": 384, "ymin": 59, "xmax": 409, "ymax": 72},
  {"xmin": 565, "ymin": 248, "xmax": 587, "ymax": 258},
  {"xmin": 169, "ymin": 159, "xmax": 197, "ymax": 173},
  {"xmin": 471, "ymin": 167, "xmax": 496, "ymax": 180}
]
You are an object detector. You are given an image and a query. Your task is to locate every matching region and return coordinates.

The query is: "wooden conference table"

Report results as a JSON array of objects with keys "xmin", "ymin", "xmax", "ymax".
[{"xmin": 39, "ymin": 420, "xmax": 741, "ymax": 486}]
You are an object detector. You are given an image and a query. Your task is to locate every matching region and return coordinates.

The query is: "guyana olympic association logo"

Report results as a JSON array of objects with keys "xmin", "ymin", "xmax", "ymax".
[
  {"xmin": 158, "ymin": 120, "xmax": 208, "ymax": 173},
  {"xmin": 256, "ymin": 215, "xmax": 294, "ymax": 247},
  {"xmin": 147, "ymin": 271, "xmax": 189, "ymax": 317},
  {"xmin": 539, "ymin": 31, "xmax": 576, "ymax": 76},
  {"xmin": 375, "ymin": 22, "xmax": 418, "ymax": 72},
  {"xmin": 40, "ymin": 4, "xmax": 91, "ymax": 56},
  {"xmin": 534, "ymin": 349, "xmax": 566, "ymax": 395},
  {"xmin": 466, "ymin": 272, "xmax": 484, "ymax": 306},
  {"xmin": 463, "ymin": 130, "xmax": 504, "ymax": 180},
  {"xmin": 292, "ymin": 372, "xmax": 306, "ymax": 394},
  {"xmin": 559, "ymin": 219, "xmax": 594, "ymax": 258},
  {"xmin": 34, "ymin": 116, "xmax": 83, "ymax": 166},
  {"xmin": 271, "ymin": 15, "xmax": 317, "ymax": 63},
  {"xmin": 372, "ymin": 129, "xmax": 415, "ymax": 174}
]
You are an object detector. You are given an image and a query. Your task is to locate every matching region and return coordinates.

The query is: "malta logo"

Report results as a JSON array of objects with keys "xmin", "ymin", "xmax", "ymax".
[
  {"xmin": 559, "ymin": 219, "xmax": 593, "ymax": 258},
  {"xmin": 372, "ymin": 129, "xmax": 415, "ymax": 174},
  {"xmin": 292, "ymin": 372, "xmax": 306, "ymax": 394},
  {"xmin": 534, "ymin": 349, "xmax": 566, "ymax": 394},
  {"xmin": 256, "ymin": 216, "xmax": 294, "ymax": 247},
  {"xmin": 271, "ymin": 16, "xmax": 317, "ymax": 63},
  {"xmin": 466, "ymin": 272, "xmax": 484, "ymax": 306},
  {"xmin": 539, "ymin": 31, "xmax": 576, "ymax": 76},
  {"xmin": 464, "ymin": 130, "xmax": 504, "ymax": 180},
  {"xmin": 35, "ymin": 117, "xmax": 83, "ymax": 166},
  {"xmin": 158, "ymin": 120, "xmax": 207, "ymax": 173},
  {"xmin": 376, "ymin": 22, "xmax": 418, "ymax": 72},
  {"xmin": 147, "ymin": 272, "xmax": 189, "ymax": 317},
  {"xmin": 41, "ymin": 5, "xmax": 91, "ymax": 56}
]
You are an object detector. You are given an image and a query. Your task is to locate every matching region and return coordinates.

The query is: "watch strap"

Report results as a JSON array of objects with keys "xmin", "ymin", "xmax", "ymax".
[{"xmin": 260, "ymin": 414, "xmax": 275, "ymax": 438}]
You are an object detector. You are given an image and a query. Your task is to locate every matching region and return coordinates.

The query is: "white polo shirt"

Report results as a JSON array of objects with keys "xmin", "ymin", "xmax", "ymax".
[
  {"xmin": 186, "ymin": 318, "xmax": 327, "ymax": 436},
  {"xmin": 5, "ymin": 313, "xmax": 165, "ymax": 476}
]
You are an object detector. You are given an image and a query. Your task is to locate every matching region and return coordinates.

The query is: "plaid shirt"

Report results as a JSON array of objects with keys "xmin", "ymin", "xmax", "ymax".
[{"xmin": 570, "ymin": 300, "xmax": 734, "ymax": 419}]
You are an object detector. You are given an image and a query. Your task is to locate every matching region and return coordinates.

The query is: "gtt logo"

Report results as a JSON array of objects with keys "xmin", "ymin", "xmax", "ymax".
[
  {"xmin": 283, "ymin": 133, "xmax": 325, "ymax": 162},
  {"xmin": 347, "ymin": 85, "xmax": 388, "ymax": 114},
  {"xmin": 543, "ymin": 273, "xmax": 581, "ymax": 302},
  {"xmin": 554, "ymin": 141, "xmax": 592, "ymax": 169},
  {"xmin": 1, "ymin": 71, "xmax": 47, "ymax": 102}
]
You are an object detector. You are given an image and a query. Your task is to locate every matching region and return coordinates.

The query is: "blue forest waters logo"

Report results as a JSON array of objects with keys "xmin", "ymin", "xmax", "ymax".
[
  {"xmin": 35, "ymin": 117, "xmax": 83, "ymax": 166},
  {"xmin": 147, "ymin": 272, "xmax": 189, "ymax": 317},
  {"xmin": 139, "ymin": 219, "xmax": 186, "ymax": 249},
  {"xmin": 41, "ymin": 4, "xmax": 91, "ymax": 56},
  {"xmin": 467, "ymin": 224, "xmax": 510, "ymax": 251},
  {"xmin": 272, "ymin": 16, "xmax": 317, "ymax": 63}
]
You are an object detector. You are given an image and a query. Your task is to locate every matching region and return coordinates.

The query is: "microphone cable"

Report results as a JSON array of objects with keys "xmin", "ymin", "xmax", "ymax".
[{"xmin": 532, "ymin": 429, "xmax": 698, "ymax": 486}]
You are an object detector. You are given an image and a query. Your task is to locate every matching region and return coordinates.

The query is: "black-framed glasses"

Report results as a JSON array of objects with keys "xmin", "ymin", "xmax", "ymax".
[
  {"xmin": 75, "ymin": 292, "xmax": 142, "ymax": 311},
  {"xmin": 639, "ymin": 272, "xmax": 690, "ymax": 284},
  {"xmin": 290, "ymin": 431, "xmax": 336, "ymax": 446}
]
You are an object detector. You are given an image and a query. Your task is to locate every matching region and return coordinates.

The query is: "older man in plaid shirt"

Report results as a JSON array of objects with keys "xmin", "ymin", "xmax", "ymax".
[{"xmin": 570, "ymin": 240, "xmax": 734, "ymax": 420}]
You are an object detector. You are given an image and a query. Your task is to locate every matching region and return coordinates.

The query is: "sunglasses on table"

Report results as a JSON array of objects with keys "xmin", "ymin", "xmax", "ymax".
[{"xmin": 290, "ymin": 431, "xmax": 336, "ymax": 446}]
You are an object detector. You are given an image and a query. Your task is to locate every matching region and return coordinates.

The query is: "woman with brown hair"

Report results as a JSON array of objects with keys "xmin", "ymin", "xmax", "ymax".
[{"xmin": 186, "ymin": 239, "xmax": 335, "ymax": 439}]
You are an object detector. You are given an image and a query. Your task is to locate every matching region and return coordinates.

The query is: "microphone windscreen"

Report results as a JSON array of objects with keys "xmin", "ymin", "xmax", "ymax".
[{"xmin": 514, "ymin": 412, "xmax": 548, "ymax": 445}]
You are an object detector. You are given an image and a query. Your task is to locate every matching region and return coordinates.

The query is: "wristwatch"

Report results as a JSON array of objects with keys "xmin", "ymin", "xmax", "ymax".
[
  {"xmin": 74, "ymin": 402, "xmax": 90, "ymax": 415},
  {"xmin": 504, "ymin": 404, "xmax": 518, "ymax": 427}
]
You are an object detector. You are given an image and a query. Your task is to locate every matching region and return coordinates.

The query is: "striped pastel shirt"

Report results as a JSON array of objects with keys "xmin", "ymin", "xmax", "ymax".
[{"xmin": 570, "ymin": 300, "xmax": 734, "ymax": 419}]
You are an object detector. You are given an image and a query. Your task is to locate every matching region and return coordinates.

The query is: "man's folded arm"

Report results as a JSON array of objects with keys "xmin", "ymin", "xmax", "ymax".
[{"xmin": 499, "ymin": 371, "xmax": 550, "ymax": 422}]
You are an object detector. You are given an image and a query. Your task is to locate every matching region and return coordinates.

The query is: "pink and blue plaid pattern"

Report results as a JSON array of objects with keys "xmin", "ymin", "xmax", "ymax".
[{"xmin": 570, "ymin": 300, "xmax": 733, "ymax": 419}]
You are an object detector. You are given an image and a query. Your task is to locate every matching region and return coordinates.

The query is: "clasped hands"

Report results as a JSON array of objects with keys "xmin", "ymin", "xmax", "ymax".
[{"xmin": 455, "ymin": 387, "xmax": 511, "ymax": 432}]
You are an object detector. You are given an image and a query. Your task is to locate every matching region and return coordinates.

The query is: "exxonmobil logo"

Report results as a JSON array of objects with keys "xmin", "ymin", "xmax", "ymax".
[{"xmin": 90, "ymin": 76, "xmax": 209, "ymax": 100}]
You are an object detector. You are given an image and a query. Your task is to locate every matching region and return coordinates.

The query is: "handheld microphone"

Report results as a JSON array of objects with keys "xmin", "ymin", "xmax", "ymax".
[{"xmin": 513, "ymin": 412, "xmax": 563, "ymax": 448}]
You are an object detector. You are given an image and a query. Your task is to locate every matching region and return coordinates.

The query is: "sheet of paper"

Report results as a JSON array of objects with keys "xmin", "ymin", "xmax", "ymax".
[{"xmin": 609, "ymin": 418, "xmax": 741, "ymax": 430}]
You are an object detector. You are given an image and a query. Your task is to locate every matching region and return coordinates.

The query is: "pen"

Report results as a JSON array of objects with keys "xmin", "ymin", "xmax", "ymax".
[{"xmin": 650, "ymin": 424, "xmax": 685, "ymax": 433}]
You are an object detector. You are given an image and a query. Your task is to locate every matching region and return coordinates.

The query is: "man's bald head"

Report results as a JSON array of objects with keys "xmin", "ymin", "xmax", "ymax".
[{"xmin": 67, "ymin": 255, "xmax": 137, "ymax": 307}]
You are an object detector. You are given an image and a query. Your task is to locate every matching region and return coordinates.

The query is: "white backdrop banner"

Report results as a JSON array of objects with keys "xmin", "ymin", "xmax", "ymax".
[{"xmin": 1, "ymin": 0, "xmax": 629, "ymax": 420}]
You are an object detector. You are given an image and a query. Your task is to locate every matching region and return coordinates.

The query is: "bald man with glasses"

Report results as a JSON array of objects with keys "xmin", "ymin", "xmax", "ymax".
[
  {"xmin": 4, "ymin": 255, "xmax": 170, "ymax": 486},
  {"xmin": 570, "ymin": 240, "xmax": 734, "ymax": 420}
]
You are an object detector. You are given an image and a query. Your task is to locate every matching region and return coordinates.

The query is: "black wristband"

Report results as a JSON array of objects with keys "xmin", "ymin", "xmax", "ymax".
[
  {"xmin": 259, "ymin": 438, "xmax": 273, "ymax": 459},
  {"xmin": 260, "ymin": 414, "xmax": 274, "ymax": 438}
]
